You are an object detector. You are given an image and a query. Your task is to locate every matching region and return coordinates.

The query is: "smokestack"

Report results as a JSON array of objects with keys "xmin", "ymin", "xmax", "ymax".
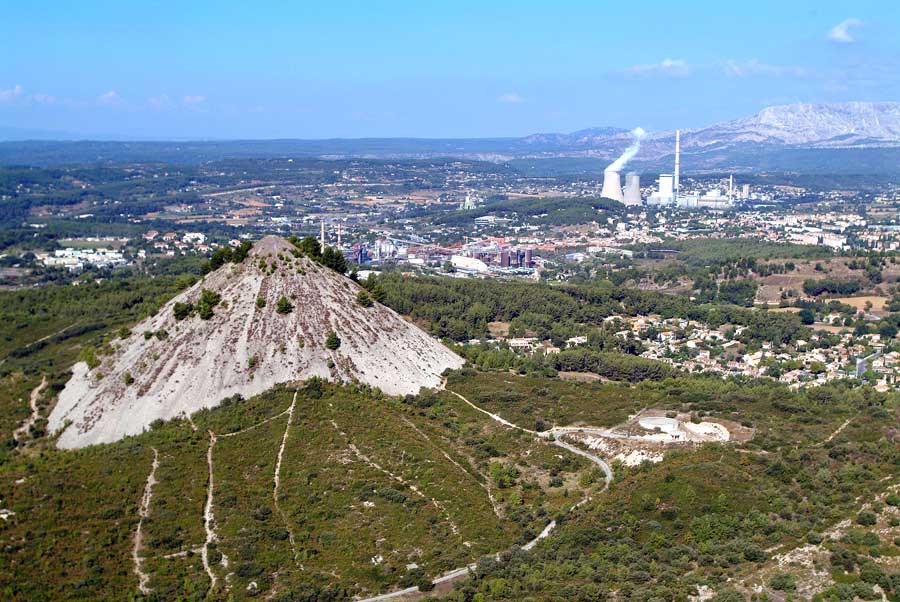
[
  {"xmin": 674, "ymin": 129, "xmax": 680, "ymax": 197},
  {"xmin": 728, "ymin": 175, "xmax": 734, "ymax": 201},
  {"xmin": 320, "ymin": 220, "xmax": 326, "ymax": 254},
  {"xmin": 601, "ymin": 170, "xmax": 625, "ymax": 202},
  {"xmin": 337, "ymin": 223, "xmax": 342, "ymax": 248},
  {"xmin": 623, "ymin": 172, "xmax": 642, "ymax": 206}
]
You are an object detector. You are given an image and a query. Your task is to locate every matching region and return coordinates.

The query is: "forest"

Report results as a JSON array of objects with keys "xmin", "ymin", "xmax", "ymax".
[{"xmin": 376, "ymin": 274, "xmax": 809, "ymax": 349}]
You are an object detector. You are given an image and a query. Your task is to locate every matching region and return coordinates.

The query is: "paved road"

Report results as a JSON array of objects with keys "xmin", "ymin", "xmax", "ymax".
[{"xmin": 550, "ymin": 434, "xmax": 613, "ymax": 489}]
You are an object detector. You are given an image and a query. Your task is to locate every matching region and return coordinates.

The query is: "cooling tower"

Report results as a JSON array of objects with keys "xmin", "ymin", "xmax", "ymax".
[
  {"xmin": 601, "ymin": 170, "xmax": 624, "ymax": 202},
  {"xmin": 623, "ymin": 172, "xmax": 642, "ymax": 206}
]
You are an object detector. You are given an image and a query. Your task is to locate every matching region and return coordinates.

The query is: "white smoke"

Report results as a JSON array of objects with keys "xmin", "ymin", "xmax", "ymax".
[{"xmin": 605, "ymin": 127, "xmax": 646, "ymax": 173}]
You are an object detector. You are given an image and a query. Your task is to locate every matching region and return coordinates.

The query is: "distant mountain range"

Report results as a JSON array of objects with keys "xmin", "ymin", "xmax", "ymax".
[{"xmin": 2, "ymin": 102, "xmax": 900, "ymax": 172}]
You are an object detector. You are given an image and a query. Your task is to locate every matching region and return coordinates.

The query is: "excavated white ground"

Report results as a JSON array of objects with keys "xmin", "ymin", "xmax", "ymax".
[{"xmin": 49, "ymin": 236, "xmax": 463, "ymax": 448}]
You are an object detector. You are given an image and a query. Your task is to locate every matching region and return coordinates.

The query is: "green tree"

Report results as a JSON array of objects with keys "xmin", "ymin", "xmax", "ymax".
[
  {"xmin": 276, "ymin": 296, "xmax": 293, "ymax": 314},
  {"xmin": 798, "ymin": 307, "xmax": 815, "ymax": 325},
  {"xmin": 322, "ymin": 246, "xmax": 347, "ymax": 274},
  {"xmin": 356, "ymin": 290, "xmax": 373, "ymax": 308},
  {"xmin": 296, "ymin": 236, "xmax": 322, "ymax": 259},
  {"xmin": 173, "ymin": 301, "xmax": 193, "ymax": 320},
  {"xmin": 325, "ymin": 330, "xmax": 341, "ymax": 350},
  {"xmin": 197, "ymin": 288, "xmax": 221, "ymax": 320}
]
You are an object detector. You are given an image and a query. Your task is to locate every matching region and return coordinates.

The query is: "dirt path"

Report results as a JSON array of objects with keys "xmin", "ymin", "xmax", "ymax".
[
  {"xmin": 133, "ymin": 447, "xmax": 159, "ymax": 594},
  {"xmin": 821, "ymin": 417, "xmax": 853, "ymax": 445},
  {"xmin": 353, "ymin": 389, "xmax": 616, "ymax": 602},
  {"xmin": 446, "ymin": 388, "xmax": 614, "ymax": 486},
  {"xmin": 345, "ymin": 437, "xmax": 462, "ymax": 537},
  {"xmin": 219, "ymin": 406, "xmax": 292, "ymax": 439},
  {"xmin": 400, "ymin": 415, "xmax": 503, "ymax": 519},
  {"xmin": 13, "ymin": 376, "xmax": 48, "ymax": 442},
  {"xmin": 273, "ymin": 390, "xmax": 299, "ymax": 560},
  {"xmin": 447, "ymin": 390, "xmax": 538, "ymax": 434},
  {"xmin": 202, "ymin": 430, "xmax": 227, "ymax": 593}
]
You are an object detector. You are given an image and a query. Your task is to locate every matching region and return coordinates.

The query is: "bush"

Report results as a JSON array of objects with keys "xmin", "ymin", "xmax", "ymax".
[
  {"xmin": 710, "ymin": 589, "xmax": 745, "ymax": 602},
  {"xmin": 356, "ymin": 290, "xmax": 373, "ymax": 308},
  {"xmin": 769, "ymin": 572, "xmax": 796, "ymax": 591},
  {"xmin": 256, "ymin": 297, "xmax": 266, "ymax": 308},
  {"xmin": 173, "ymin": 301, "xmax": 193, "ymax": 320},
  {"xmin": 276, "ymin": 296, "xmax": 293, "ymax": 314},
  {"xmin": 857, "ymin": 511, "xmax": 878, "ymax": 526},
  {"xmin": 325, "ymin": 330, "xmax": 341, "ymax": 350},
  {"xmin": 198, "ymin": 289, "xmax": 221, "ymax": 320},
  {"xmin": 198, "ymin": 303, "xmax": 214, "ymax": 320}
]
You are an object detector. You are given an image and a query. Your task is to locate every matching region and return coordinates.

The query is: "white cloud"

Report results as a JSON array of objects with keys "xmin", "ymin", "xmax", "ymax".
[
  {"xmin": 721, "ymin": 59, "xmax": 806, "ymax": 78},
  {"xmin": 31, "ymin": 93, "xmax": 56, "ymax": 105},
  {"xmin": 97, "ymin": 90, "xmax": 124, "ymax": 106},
  {"xmin": 0, "ymin": 85, "xmax": 58, "ymax": 105},
  {"xmin": 147, "ymin": 94, "xmax": 172, "ymax": 109},
  {"xmin": 183, "ymin": 95, "xmax": 207, "ymax": 105},
  {"xmin": 0, "ymin": 84, "xmax": 24, "ymax": 101},
  {"xmin": 497, "ymin": 92, "xmax": 525, "ymax": 104},
  {"xmin": 828, "ymin": 18, "xmax": 862, "ymax": 43},
  {"xmin": 624, "ymin": 58, "xmax": 691, "ymax": 77}
]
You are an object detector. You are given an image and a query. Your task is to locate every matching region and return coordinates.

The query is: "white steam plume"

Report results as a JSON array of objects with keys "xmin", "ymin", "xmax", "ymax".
[{"xmin": 605, "ymin": 127, "xmax": 646, "ymax": 172}]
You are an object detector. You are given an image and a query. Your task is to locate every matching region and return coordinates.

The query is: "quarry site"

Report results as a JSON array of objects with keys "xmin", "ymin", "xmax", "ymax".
[{"xmin": 556, "ymin": 409, "xmax": 754, "ymax": 466}]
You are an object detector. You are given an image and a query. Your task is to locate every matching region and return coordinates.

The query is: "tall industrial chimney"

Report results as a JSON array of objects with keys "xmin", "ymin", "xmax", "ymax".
[
  {"xmin": 623, "ymin": 172, "xmax": 642, "ymax": 206},
  {"xmin": 728, "ymin": 175, "xmax": 734, "ymax": 201},
  {"xmin": 601, "ymin": 170, "xmax": 625, "ymax": 202},
  {"xmin": 674, "ymin": 129, "xmax": 681, "ymax": 198},
  {"xmin": 320, "ymin": 220, "xmax": 326, "ymax": 254}
]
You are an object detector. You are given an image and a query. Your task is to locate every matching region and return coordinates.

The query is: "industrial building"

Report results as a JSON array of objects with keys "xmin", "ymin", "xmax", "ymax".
[
  {"xmin": 623, "ymin": 173, "xmax": 642, "ymax": 206},
  {"xmin": 644, "ymin": 129, "xmax": 740, "ymax": 210},
  {"xmin": 601, "ymin": 170, "xmax": 625, "ymax": 202}
]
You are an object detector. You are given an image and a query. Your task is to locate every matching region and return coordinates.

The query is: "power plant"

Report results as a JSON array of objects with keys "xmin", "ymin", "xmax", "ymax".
[
  {"xmin": 645, "ymin": 130, "xmax": 739, "ymax": 210},
  {"xmin": 674, "ymin": 129, "xmax": 681, "ymax": 197},
  {"xmin": 602, "ymin": 127, "xmax": 645, "ymax": 204},
  {"xmin": 623, "ymin": 172, "xmax": 642, "ymax": 205},
  {"xmin": 601, "ymin": 169, "xmax": 625, "ymax": 202},
  {"xmin": 598, "ymin": 125, "xmax": 741, "ymax": 210}
]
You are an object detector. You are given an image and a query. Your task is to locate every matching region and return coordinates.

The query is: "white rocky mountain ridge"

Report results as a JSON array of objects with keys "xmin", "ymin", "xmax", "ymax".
[
  {"xmin": 520, "ymin": 102, "xmax": 900, "ymax": 155},
  {"xmin": 48, "ymin": 236, "xmax": 464, "ymax": 448},
  {"xmin": 669, "ymin": 101, "xmax": 900, "ymax": 149}
]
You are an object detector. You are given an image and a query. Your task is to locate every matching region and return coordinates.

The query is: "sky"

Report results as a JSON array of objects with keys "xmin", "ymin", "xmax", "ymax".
[{"xmin": 1, "ymin": 0, "xmax": 898, "ymax": 139}]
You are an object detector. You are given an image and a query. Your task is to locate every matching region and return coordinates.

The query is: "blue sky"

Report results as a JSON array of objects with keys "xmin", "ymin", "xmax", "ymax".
[{"xmin": 1, "ymin": 0, "xmax": 898, "ymax": 139}]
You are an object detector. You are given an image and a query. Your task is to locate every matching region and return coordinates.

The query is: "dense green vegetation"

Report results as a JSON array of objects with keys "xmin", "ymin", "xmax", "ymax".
[
  {"xmin": 803, "ymin": 278, "xmax": 864, "ymax": 297},
  {"xmin": 287, "ymin": 235, "xmax": 348, "ymax": 274},
  {"xmin": 652, "ymin": 238, "xmax": 831, "ymax": 264},
  {"xmin": 0, "ymin": 379, "xmax": 603, "ymax": 601},
  {"xmin": 377, "ymin": 274, "xmax": 809, "ymax": 349},
  {"xmin": 0, "ymin": 274, "xmax": 194, "ymax": 445},
  {"xmin": 433, "ymin": 196, "xmax": 623, "ymax": 227},
  {"xmin": 439, "ymin": 372, "xmax": 900, "ymax": 602},
  {"xmin": 2, "ymin": 256, "xmax": 900, "ymax": 602}
]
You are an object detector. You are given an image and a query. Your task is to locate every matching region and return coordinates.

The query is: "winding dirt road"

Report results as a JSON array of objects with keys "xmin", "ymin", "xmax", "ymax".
[
  {"xmin": 13, "ymin": 376, "xmax": 48, "ymax": 442},
  {"xmin": 355, "ymin": 388, "xmax": 615, "ymax": 602}
]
